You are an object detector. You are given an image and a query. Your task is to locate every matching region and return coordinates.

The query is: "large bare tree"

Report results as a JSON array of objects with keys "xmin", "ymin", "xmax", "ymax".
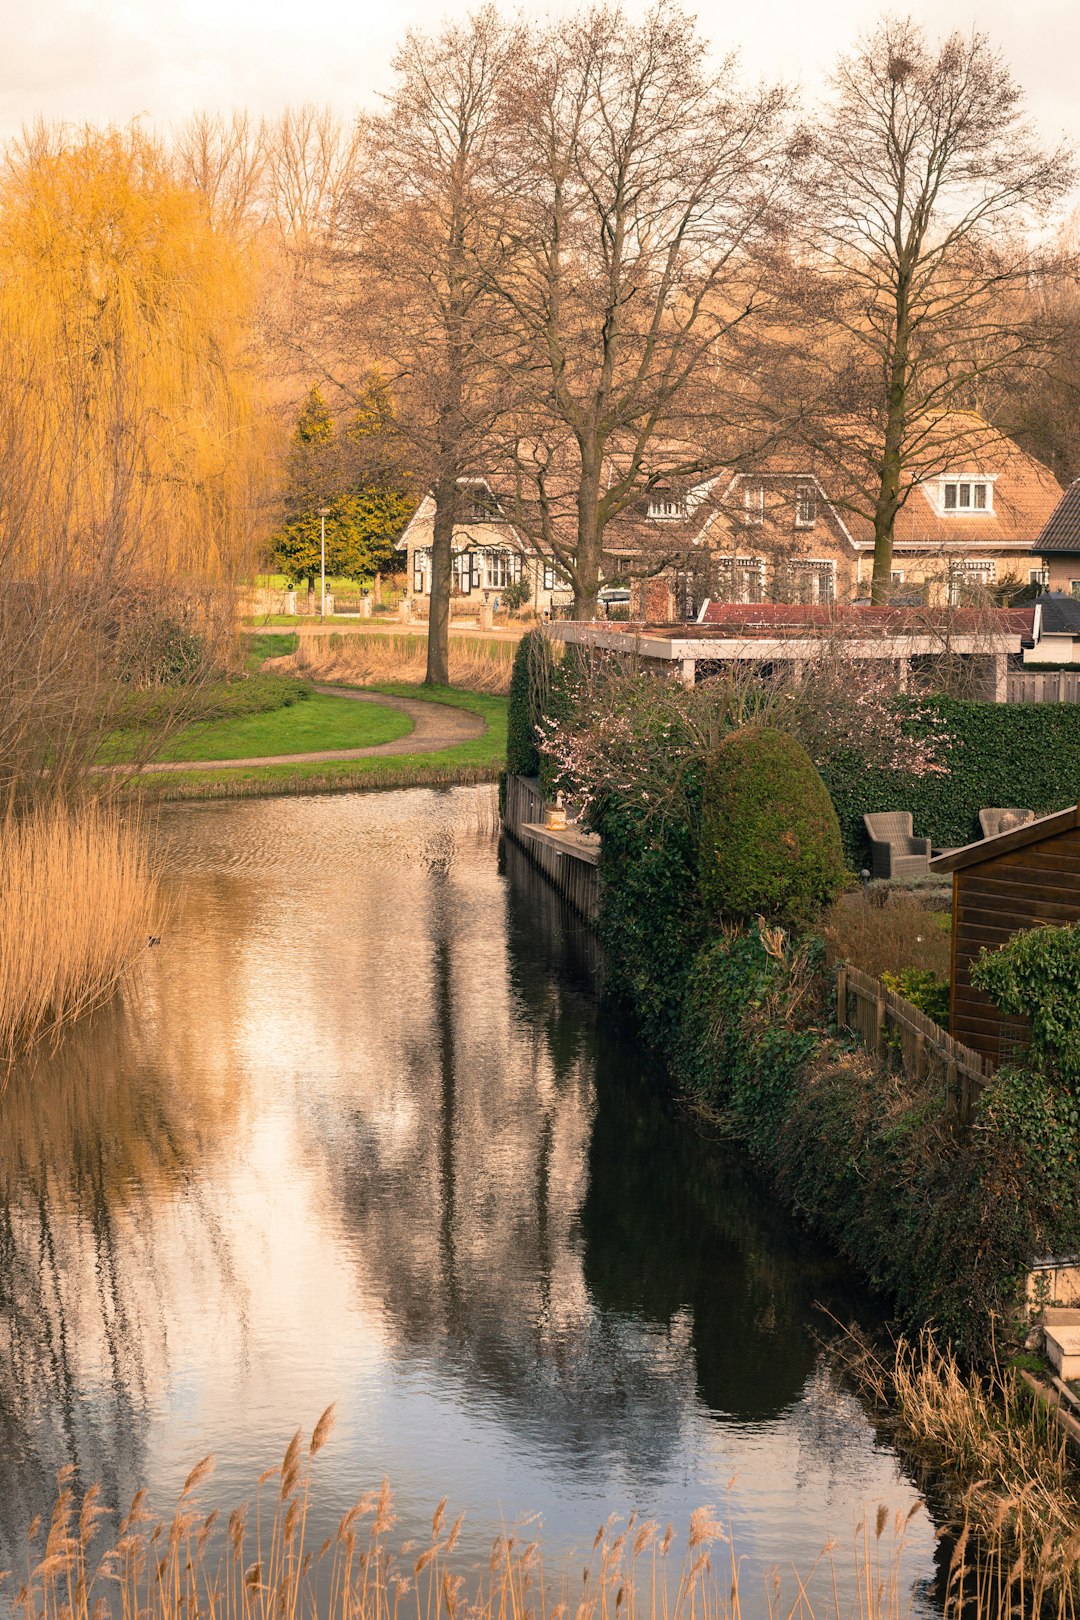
[
  {"xmin": 343, "ymin": 10, "xmax": 522, "ymax": 685},
  {"xmin": 493, "ymin": 4, "xmax": 791, "ymax": 618},
  {"xmin": 802, "ymin": 18, "xmax": 1075, "ymax": 602}
]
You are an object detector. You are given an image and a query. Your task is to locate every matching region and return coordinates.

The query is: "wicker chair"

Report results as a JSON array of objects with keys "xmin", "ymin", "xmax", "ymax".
[
  {"xmin": 979, "ymin": 807, "xmax": 1035, "ymax": 840},
  {"xmin": 863, "ymin": 812, "xmax": 932, "ymax": 880}
]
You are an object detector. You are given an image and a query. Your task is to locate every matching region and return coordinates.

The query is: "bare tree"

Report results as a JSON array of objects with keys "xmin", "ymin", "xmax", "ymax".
[
  {"xmin": 343, "ymin": 9, "xmax": 523, "ymax": 684},
  {"xmin": 801, "ymin": 18, "xmax": 1075, "ymax": 602},
  {"xmin": 494, "ymin": 4, "xmax": 791, "ymax": 618}
]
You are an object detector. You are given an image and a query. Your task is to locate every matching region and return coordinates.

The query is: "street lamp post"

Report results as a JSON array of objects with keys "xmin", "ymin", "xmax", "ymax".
[{"xmin": 318, "ymin": 507, "xmax": 330, "ymax": 621}]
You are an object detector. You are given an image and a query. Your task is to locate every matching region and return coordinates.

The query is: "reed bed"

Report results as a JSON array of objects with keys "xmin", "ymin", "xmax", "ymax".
[
  {"xmin": 275, "ymin": 633, "xmax": 515, "ymax": 694},
  {"xmin": 0, "ymin": 801, "xmax": 161, "ymax": 1064},
  {"xmin": 8, "ymin": 1414, "xmax": 939, "ymax": 1620},
  {"xmin": 835, "ymin": 1330, "xmax": 1080, "ymax": 1617}
]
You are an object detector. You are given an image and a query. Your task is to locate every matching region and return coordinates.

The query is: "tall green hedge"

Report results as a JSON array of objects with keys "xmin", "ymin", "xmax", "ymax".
[
  {"xmin": 826, "ymin": 697, "xmax": 1080, "ymax": 862},
  {"xmin": 506, "ymin": 629, "xmax": 554, "ymax": 778}
]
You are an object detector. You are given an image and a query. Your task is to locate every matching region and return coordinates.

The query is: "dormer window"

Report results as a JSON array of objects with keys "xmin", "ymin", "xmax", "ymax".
[
  {"xmin": 458, "ymin": 481, "xmax": 501, "ymax": 523},
  {"xmin": 795, "ymin": 485, "xmax": 817, "ymax": 528},
  {"xmin": 648, "ymin": 492, "xmax": 685, "ymax": 520},
  {"xmin": 941, "ymin": 479, "xmax": 992, "ymax": 513}
]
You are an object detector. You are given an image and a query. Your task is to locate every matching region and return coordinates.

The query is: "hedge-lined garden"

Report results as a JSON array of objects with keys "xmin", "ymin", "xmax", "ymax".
[{"xmin": 504, "ymin": 632, "xmax": 1080, "ymax": 1358}]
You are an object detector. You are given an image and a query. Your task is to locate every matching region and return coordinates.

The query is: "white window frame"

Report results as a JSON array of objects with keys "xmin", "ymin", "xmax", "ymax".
[
  {"xmin": 789, "ymin": 558, "xmax": 836, "ymax": 604},
  {"xmin": 743, "ymin": 485, "xmax": 765, "ymax": 525},
  {"xmin": 940, "ymin": 477, "xmax": 993, "ymax": 514},
  {"xmin": 891, "ymin": 570, "xmax": 906, "ymax": 585},
  {"xmin": 648, "ymin": 493, "xmax": 686, "ymax": 521},
  {"xmin": 484, "ymin": 551, "xmax": 511, "ymax": 590},
  {"xmin": 542, "ymin": 562, "xmax": 556, "ymax": 592},
  {"xmin": 412, "ymin": 548, "xmax": 430, "ymax": 595},
  {"xmin": 453, "ymin": 551, "xmax": 473, "ymax": 594},
  {"xmin": 794, "ymin": 484, "xmax": 817, "ymax": 529},
  {"xmin": 947, "ymin": 558, "xmax": 996, "ymax": 604},
  {"xmin": 1029, "ymin": 567, "xmax": 1049, "ymax": 588},
  {"xmin": 715, "ymin": 556, "xmax": 765, "ymax": 604}
]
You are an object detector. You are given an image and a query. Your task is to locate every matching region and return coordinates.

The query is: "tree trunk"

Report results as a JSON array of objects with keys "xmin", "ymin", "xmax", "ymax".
[
  {"xmin": 426, "ymin": 479, "xmax": 455, "ymax": 685},
  {"xmin": 870, "ymin": 285, "xmax": 911, "ymax": 605},
  {"xmin": 572, "ymin": 452, "xmax": 603, "ymax": 620}
]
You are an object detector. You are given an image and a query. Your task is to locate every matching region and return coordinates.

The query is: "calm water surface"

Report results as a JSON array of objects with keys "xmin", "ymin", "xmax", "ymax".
[{"xmin": 0, "ymin": 788, "xmax": 938, "ymax": 1610}]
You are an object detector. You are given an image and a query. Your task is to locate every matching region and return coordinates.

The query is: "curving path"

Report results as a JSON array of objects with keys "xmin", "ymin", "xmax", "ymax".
[{"xmin": 140, "ymin": 686, "xmax": 486, "ymax": 773}]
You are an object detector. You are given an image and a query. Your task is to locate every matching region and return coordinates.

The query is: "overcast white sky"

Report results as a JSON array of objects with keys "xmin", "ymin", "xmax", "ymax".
[{"xmin": 0, "ymin": 0, "xmax": 1077, "ymax": 149}]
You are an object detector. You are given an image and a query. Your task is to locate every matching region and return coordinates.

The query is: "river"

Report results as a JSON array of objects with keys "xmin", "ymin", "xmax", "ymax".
[{"xmin": 0, "ymin": 786, "xmax": 939, "ymax": 1613}]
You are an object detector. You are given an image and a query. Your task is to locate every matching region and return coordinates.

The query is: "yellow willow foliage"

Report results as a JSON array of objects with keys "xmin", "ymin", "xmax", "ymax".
[{"xmin": 0, "ymin": 124, "xmax": 271, "ymax": 585}]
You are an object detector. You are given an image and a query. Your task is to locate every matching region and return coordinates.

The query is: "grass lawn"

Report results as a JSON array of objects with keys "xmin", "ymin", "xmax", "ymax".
[
  {"xmin": 243, "ymin": 631, "xmax": 299, "ymax": 669},
  {"xmin": 147, "ymin": 691, "xmax": 412, "ymax": 763},
  {"xmin": 138, "ymin": 685, "xmax": 507, "ymax": 800}
]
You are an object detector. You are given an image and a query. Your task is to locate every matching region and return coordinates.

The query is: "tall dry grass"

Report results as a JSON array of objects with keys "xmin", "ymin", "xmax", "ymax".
[
  {"xmin": 275, "ymin": 633, "xmax": 515, "ymax": 693},
  {"xmin": 0, "ymin": 802, "xmax": 161, "ymax": 1065},
  {"xmin": 8, "ymin": 1414, "xmax": 936, "ymax": 1620},
  {"xmin": 836, "ymin": 1331, "xmax": 1080, "ymax": 1618}
]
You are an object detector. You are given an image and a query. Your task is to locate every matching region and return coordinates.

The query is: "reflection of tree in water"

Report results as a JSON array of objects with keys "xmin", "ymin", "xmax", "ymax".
[
  {"xmin": 317, "ymin": 826, "xmax": 886, "ymax": 1487},
  {"xmin": 0, "ymin": 984, "xmax": 241, "ymax": 1563}
]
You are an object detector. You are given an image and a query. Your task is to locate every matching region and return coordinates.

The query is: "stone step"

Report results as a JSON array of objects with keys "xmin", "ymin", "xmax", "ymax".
[{"xmin": 1044, "ymin": 1324, "xmax": 1080, "ymax": 1380}]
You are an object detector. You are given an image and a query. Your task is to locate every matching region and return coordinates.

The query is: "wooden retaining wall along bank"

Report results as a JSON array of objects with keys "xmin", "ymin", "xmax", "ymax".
[{"xmin": 503, "ymin": 773, "xmax": 601, "ymax": 922}]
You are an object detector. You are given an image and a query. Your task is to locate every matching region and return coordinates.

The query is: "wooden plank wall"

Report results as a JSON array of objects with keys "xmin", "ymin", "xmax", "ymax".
[
  {"xmin": 1007, "ymin": 672, "xmax": 1080, "ymax": 705},
  {"xmin": 952, "ymin": 824, "xmax": 1080, "ymax": 1061},
  {"xmin": 503, "ymin": 773, "xmax": 601, "ymax": 923}
]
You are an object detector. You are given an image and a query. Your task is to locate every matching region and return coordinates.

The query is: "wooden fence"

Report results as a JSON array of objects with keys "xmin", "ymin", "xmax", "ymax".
[
  {"xmin": 503, "ymin": 773, "xmax": 601, "ymax": 922},
  {"xmin": 1007, "ymin": 671, "xmax": 1080, "ymax": 704},
  {"xmin": 837, "ymin": 963, "xmax": 994, "ymax": 1125}
]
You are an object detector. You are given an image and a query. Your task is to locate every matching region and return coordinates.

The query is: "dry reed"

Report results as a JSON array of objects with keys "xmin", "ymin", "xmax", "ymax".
[
  {"xmin": 835, "ymin": 1330, "xmax": 1080, "ymax": 1618},
  {"xmin": 275, "ymin": 633, "xmax": 515, "ymax": 693},
  {"xmin": 7, "ymin": 1417, "xmax": 940, "ymax": 1620},
  {"xmin": 0, "ymin": 802, "xmax": 161, "ymax": 1064}
]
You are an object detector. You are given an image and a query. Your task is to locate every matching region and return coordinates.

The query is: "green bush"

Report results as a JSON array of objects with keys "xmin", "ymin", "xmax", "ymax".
[
  {"xmin": 699, "ymin": 728, "xmax": 846, "ymax": 929},
  {"xmin": 826, "ymin": 697, "xmax": 1080, "ymax": 863},
  {"xmin": 972, "ymin": 922, "xmax": 1080, "ymax": 1086},
  {"xmin": 506, "ymin": 629, "xmax": 554, "ymax": 777}
]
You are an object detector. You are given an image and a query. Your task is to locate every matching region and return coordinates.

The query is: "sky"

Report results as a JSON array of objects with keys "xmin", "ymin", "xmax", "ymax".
[{"xmin": 0, "ymin": 0, "xmax": 1078, "ymax": 149}]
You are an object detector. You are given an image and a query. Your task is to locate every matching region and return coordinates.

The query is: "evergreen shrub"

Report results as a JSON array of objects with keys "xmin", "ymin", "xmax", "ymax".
[
  {"xmin": 506, "ymin": 629, "xmax": 554, "ymax": 778},
  {"xmin": 699, "ymin": 728, "xmax": 846, "ymax": 928}
]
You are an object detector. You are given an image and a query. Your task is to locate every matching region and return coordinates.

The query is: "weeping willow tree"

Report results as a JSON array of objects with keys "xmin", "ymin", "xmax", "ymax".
[{"xmin": 0, "ymin": 125, "xmax": 272, "ymax": 804}]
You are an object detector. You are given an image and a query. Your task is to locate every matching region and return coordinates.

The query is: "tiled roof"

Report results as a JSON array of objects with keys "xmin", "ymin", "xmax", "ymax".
[
  {"xmin": 1037, "ymin": 479, "xmax": 1080, "ymax": 555},
  {"xmin": 1039, "ymin": 593, "xmax": 1080, "ymax": 635}
]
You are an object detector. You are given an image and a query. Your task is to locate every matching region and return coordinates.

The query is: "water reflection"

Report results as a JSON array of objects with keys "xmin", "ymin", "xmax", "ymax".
[{"xmin": 0, "ymin": 788, "xmax": 934, "ymax": 1608}]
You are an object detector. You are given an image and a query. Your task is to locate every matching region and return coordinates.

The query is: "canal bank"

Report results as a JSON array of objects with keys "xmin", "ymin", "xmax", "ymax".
[{"xmin": 0, "ymin": 786, "xmax": 936, "ymax": 1615}]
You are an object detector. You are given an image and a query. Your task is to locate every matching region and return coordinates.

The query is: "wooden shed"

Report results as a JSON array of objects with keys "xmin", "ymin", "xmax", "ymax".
[{"xmin": 930, "ymin": 804, "xmax": 1080, "ymax": 1064}]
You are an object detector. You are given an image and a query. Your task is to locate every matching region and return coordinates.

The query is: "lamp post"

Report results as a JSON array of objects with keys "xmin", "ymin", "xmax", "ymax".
[{"xmin": 318, "ymin": 507, "xmax": 330, "ymax": 621}]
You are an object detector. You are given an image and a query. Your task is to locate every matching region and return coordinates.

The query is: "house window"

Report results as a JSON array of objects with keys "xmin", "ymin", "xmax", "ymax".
[
  {"xmin": 1029, "ymin": 567, "xmax": 1049, "ymax": 588},
  {"xmin": 542, "ymin": 562, "xmax": 556, "ymax": 591},
  {"xmin": 1071, "ymin": 581, "xmax": 1080, "ymax": 601},
  {"xmin": 715, "ymin": 557, "xmax": 765, "ymax": 604},
  {"xmin": 485, "ymin": 551, "xmax": 511, "ymax": 590},
  {"xmin": 788, "ymin": 559, "xmax": 836, "ymax": 604},
  {"xmin": 453, "ymin": 552, "xmax": 473, "ymax": 594},
  {"xmin": 891, "ymin": 570, "xmax": 906, "ymax": 585},
  {"xmin": 648, "ymin": 492, "xmax": 685, "ymax": 520},
  {"xmin": 942, "ymin": 479, "xmax": 991, "ymax": 513},
  {"xmin": 743, "ymin": 485, "xmax": 765, "ymax": 525},
  {"xmin": 412, "ymin": 548, "xmax": 430, "ymax": 595},
  {"xmin": 947, "ymin": 559, "xmax": 996, "ymax": 604},
  {"xmin": 795, "ymin": 485, "xmax": 817, "ymax": 528}
]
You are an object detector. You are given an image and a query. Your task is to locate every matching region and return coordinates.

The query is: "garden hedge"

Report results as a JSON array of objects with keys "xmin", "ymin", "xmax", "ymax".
[
  {"xmin": 699, "ymin": 728, "xmax": 846, "ymax": 927},
  {"xmin": 506, "ymin": 629, "xmax": 554, "ymax": 778},
  {"xmin": 826, "ymin": 696, "xmax": 1080, "ymax": 863}
]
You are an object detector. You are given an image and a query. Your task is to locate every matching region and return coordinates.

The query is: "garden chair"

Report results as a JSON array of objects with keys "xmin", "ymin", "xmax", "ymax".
[
  {"xmin": 978, "ymin": 807, "xmax": 1035, "ymax": 840},
  {"xmin": 863, "ymin": 812, "xmax": 931, "ymax": 880}
]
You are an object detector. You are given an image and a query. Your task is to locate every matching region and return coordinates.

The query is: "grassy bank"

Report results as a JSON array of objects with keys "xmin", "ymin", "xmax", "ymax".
[
  {"xmin": 134, "ymin": 686, "xmax": 507, "ymax": 802},
  {"xmin": 132, "ymin": 690, "xmax": 411, "ymax": 763},
  {"xmin": 0, "ymin": 803, "xmax": 160, "ymax": 1064}
]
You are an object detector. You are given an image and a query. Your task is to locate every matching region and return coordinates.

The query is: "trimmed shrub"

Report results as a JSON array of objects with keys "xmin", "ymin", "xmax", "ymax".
[
  {"xmin": 506, "ymin": 629, "xmax": 554, "ymax": 777},
  {"xmin": 699, "ymin": 728, "xmax": 846, "ymax": 929},
  {"xmin": 826, "ymin": 697, "xmax": 1080, "ymax": 863}
]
